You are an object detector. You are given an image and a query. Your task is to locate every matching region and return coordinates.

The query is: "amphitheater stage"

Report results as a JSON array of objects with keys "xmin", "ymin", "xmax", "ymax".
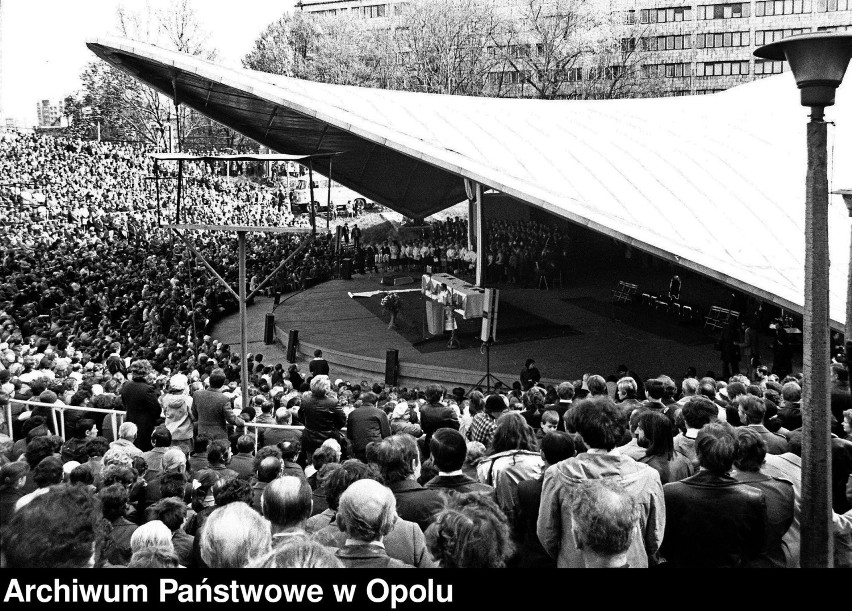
[{"xmin": 211, "ymin": 267, "xmax": 759, "ymax": 389}]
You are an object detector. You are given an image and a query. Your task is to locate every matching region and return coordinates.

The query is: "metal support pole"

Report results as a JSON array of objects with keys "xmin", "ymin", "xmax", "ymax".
[
  {"xmin": 475, "ymin": 182, "xmax": 485, "ymax": 287},
  {"xmin": 308, "ymin": 159, "xmax": 316, "ymax": 237},
  {"xmin": 177, "ymin": 159, "xmax": 184, "ymax": 224},
  {"xmin": 800, "ymin": 116, "xmax": 833, "ymax": 568},
  {"xmin": 327, "ymin": 157, "xmax": 333, "ymax": 232},
  {"xmin": 467, "ymin": 197, "xmax": 476, "ymax": 251},
  {"xmin": 155, "ymin": 158, "xmax": 161, "ymax": 226},
  {"xmin": 238, "ymin": 231, "xmax": 250, "ymax": 416},
  {"xmin": 110, "ymin": 412, "xmax": 118, "ymax": 442}
]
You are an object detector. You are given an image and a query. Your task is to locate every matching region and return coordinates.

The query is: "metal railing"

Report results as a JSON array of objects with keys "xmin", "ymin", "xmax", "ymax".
[
  {"xmin": 6, "ymin": 400, "xmax": 126, "ymax": 443},
  {"xmin": 6, "ymin": 401, "xmax": 345, "ymax": 456}
]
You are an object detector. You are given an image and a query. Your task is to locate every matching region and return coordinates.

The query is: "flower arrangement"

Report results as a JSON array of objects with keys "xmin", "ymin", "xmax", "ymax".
[{"xmin": 381, "ymin": 292, "xmax": 401, "ymax": 315}]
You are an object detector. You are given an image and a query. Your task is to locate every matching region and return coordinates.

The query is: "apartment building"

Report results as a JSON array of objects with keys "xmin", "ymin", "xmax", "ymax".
[{"xmin": 296, "ymin": 0, "xmax": 852, "ymax": 96}]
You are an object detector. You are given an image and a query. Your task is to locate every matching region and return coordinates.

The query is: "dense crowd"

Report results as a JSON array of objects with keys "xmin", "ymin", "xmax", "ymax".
[{"xmin": 0, "ymin": 134, "xmax": 850, "ymax": 569}]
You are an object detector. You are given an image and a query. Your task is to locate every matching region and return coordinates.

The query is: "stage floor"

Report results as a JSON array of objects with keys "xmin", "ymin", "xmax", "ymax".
[{"xmin": 213, "ymin": 274, "xmax": 735, "ymax": 388}]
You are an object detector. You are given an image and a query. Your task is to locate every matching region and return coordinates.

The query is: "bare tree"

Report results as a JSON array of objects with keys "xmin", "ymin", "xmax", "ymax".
[
  {"xmin": 494, "ymin": 0, "xmax": 595, "ymax": 99},
  {"xmin": 394, "ymin": 0, "xmax": 505, "ymax": 96}
]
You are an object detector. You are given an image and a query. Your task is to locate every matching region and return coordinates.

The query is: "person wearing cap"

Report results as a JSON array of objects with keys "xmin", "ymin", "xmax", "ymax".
[
  {"xmin": 160, "ymin": 375, "xmax": 194, "ymax": 454},
  {"xmin": 121, "ymin": 360, "xmax": 161, "ymax": 452}
]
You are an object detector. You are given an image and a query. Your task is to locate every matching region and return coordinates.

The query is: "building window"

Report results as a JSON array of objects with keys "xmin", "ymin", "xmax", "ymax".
[
  {"xmin": 754, "ymin": 27, "xmax": 810, "ymax": 45},
  {"xmin": 641, "ymin": 34, "xmax": 692, "ymax": 51},
  {"xmin": 697, "ymin": 3, "xmax": 751, "ymax": 19},
  {"xmin": 696, "ymin": 30, "xmax": 750, "ymax": 48},
  {"xmin": 360, "ymin": 4, "xmax": 386, "ymax": 18},
  {"xmin": 642, "ymin": 62, "xmax": 691, "ymax": 78},
  {"xmin": 817, "ymin": 0, "xmax": 851, "ymax": 10},
  {"xmin": 695, "ymin": 60, "xmax": 750, "ymax": 76},
  {"xmin": 621, "ymin": 37, "xmax": 637, "ymax": 53},
  {"xmin": 754, "ymin": 59, "xmax": 785, "ymax": 74},
  {"xmin": 755, "ymin": 0, "xmax": 812, "ymax": 15},
  {"xmin": 640, "ymin": 6, "xmax": 693, "ymax": 23},
  {"xmin": 817, "ymin": 24, "xmax": 852, "ymax": 31}
]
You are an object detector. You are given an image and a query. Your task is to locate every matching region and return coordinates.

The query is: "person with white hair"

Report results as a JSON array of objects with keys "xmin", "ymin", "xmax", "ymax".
[
  {"xmin": 334, "ymin": 479, "xmax": 412, "ymax": 568},
  {"xmin": 130, "ymin": 520, "xmax": 174, "ymax": 556},
  {"xmin": 199, "ymin": 501, "xmax": 272, "ymax": 568},
  {"xmin": 389, "ymin": 400, "xmax": 423, "ymax": 437},
  {"xmin": 109, "ymin": 422, "xmax": 144, "ymax": 458}
]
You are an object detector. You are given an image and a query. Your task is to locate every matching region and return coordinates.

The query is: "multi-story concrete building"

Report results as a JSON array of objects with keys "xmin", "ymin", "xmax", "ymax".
[
  {"xmin": 36, "ymin": 99, "xmax": 65, "ymax": 127},
  {"xmin": 296, "ymin": 0, "xmax": 852, "ymax": 96}
]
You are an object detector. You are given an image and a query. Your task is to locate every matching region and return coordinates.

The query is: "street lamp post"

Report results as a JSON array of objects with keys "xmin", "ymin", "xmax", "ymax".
[{"xmin": 755, "ymin": 33, "xmax": 852, "ymax": 568}]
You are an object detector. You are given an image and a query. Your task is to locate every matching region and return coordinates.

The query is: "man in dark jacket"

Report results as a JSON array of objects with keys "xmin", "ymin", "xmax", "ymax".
[
  {"xmin": 419, "ymin": 385, "xmax": 459, "ymax": 459},
  {"xmin": 347, "ymin": 392, "xmax": 391, "ymax": 462},
  {"xmin": 516, "ymin": 432, "xmax": 576, "ymax": 568},
  {"xmin": 425, "ymin": 428, "xmax": 493, "ymax": 494},
  {"xmin": 374, "ymin": 434, "xmax": 443, "ymax": 532},
  {"xmin": 191, "ymin": 368, "xmax": 243, "ymax": 441},
  {"xmin": 308, "ymin": 349, "xmax": 330, "ymax": 377},
  {"xmin": 120, "ymin": 360, "xmax": 160, "ymax": 452},
  {"xmin": 229, "ymin": 435, "xmax": 256, "ymax": 481},
  {"xmin": 661, "ymin": 422, "xmax": 768, "ymax": 567}
]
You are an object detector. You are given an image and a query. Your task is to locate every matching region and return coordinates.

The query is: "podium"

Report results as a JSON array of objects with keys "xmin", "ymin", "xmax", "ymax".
[{"xmin": 426, "ymin": 301, "xmax": 444, "ymax": 335}]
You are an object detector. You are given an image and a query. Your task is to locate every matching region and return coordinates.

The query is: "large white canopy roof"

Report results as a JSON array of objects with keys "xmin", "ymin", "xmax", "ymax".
[{"xmin": 87, "ymin": 37, "xmax": 851, "ymax": 328}]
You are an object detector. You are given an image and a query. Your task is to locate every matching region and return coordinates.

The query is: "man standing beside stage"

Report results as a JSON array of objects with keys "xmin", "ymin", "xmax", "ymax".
[{"xmin": 352, "ymin": 224, "xmax": 362, "ymax": 250}]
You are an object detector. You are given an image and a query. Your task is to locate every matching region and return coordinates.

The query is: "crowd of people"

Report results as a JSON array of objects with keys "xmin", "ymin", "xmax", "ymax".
[
  {"xmin": 0, "ymin": 132, "xmax": 851, "ymax": 569},
  {"xmin": 0, "ymin": 336, "xmax": 850, "ymax": 568}
]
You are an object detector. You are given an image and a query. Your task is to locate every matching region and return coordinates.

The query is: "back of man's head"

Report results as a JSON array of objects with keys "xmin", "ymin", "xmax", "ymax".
[
  {"xmin": 33, "ymin": 456, "xmax": 64, "ymax": 487},
  {"xmin": 208, "ymin": 368, "xmax": 227, "ymax": 389},
  {"xmin": 162, "ymin": 448, "xmax": 187, "ymax": 473},
  {"xmin": 207, "ymin": 439, "xmax": 230, "ymax": 466},
  {"xmin": 257, "ymin": 456, "xmax": 283, "ymax": 483},
  {"xmin": 737, "ymin": 395, "xmax": 766, "ymax": 425},
  {"xmin": 781, "ymin": 382, "xmax": 802, "ymax": 404},
  {"xmin": 484, "ymin": 394, "xmax": 507, "ymax": 414},
  {"xmin": 430, "ymin": 428, "xmax": 467, "ymax": 473},
  {"xmin": 734, "ymin": 427, "xmax": 767, "ymax": 473},
  {"xmin": 541, "ymin": 431, "xmax": 576, "ymax": 465},
  {"xmin": 726, "ymin": 382, "xmax": 747, "ymax": 402},
  {"xmin": 586, "ymin": 375, "xmax": 607, "ymax": 397},
  {"xmin": 644, "ymin": 379, "xmax": 665, "ymax": 400},
  {"xmin": 336, "ymin": 479, "xmax": 396, "ymax": 543},
  {"xmin": 696, "ymin": 422, "xmax": 737, "ymax": 475},
  {"xmin": 261, "ymin": 476, "xmax": 312, "ymax": 529},
  {"xmin": 681, "ymin": 396, "xmax": 718, "ymax": 430},
  {"xmin": 569, "ymin": 397, "xmax": 623, "ymax": 451},
  {"xmin": 374, "ymin": 434, "xmax": 418, "ymax": 484},
  {"xmin": 150, "ymin": 497, "xmax": 188, "ymax": 532},
  {"xmin": 151, "ymin": 426, "xmax": 172, "ymax": 448},
  {"xmin": 424, "ymin": 384, "xmax": 444, "ymax": 404},
  {"xmin": 557, "ymin": 381, "xmax": 575, "ymax": 401},
  {"xmin": 237, "ymin": 435, "xmax": 255, "ymax": 454},
  {"xmin": 3, "ymin": 484, "xmax": 101, "ymax": 568},
  {"xmin": 571, "ymin": 480, "xmax": 638, "ymax": 561}
]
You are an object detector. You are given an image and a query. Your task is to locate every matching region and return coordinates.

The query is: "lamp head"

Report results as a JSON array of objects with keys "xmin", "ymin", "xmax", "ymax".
[{"xmin": 755, "ymin": 33, "xmax": 852, "ymax": 110}]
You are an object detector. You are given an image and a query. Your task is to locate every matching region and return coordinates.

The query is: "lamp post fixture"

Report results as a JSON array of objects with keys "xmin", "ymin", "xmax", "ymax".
[{"xmin": 755, "ymin": 33, "xmax": 852, "ymax": 568}]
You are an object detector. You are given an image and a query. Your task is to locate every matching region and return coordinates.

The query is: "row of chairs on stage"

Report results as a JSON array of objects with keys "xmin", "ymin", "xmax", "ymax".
[{"xmin": 610, "ymin": 279, "xmax": 742, "ymax": 334}]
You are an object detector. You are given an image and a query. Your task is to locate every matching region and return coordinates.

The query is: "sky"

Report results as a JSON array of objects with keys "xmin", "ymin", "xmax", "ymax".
[{"xmin": 1, "ymin": 0, "xmax": 291, "ymax": 126}]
